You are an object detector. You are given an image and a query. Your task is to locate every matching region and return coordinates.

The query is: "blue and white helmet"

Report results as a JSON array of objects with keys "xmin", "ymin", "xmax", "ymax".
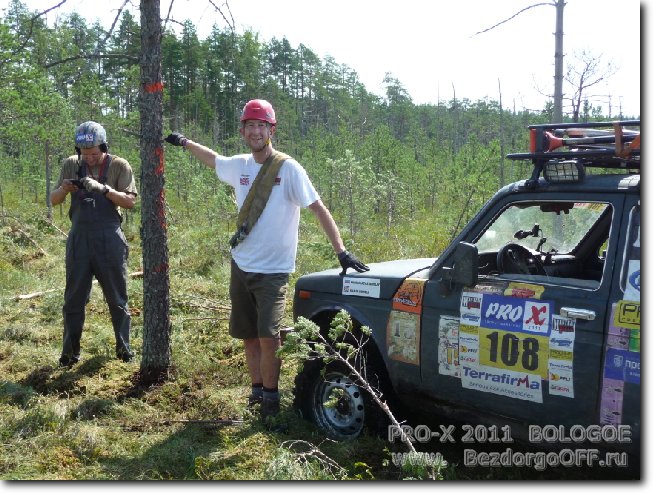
[{"xmin": 75, "ymin": 121, "xmax": 107, "ymax": 149}]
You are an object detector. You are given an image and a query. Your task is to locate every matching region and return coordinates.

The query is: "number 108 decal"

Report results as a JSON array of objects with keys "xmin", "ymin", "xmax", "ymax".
[{"xmin": 479, "ymin": 327, "xmax": 549, "ymax": 378}]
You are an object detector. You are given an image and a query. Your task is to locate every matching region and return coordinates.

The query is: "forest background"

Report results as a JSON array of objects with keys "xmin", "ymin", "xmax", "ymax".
[{"xmin": 0, "ymin": 0, "xmax": 640, "ymax": 481}]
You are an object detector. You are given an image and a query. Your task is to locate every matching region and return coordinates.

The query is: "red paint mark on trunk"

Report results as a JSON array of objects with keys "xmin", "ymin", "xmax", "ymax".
[
  {"xmin": 144, "ymin": 81, "xmax": 164, "ymax": 93},
  {"xmin": 153, "ymin": 263, "xmax": 169, "ymax": 273},
  {"xmin": 155, "ymin": 147, "xmax": 164, "ymax": 175}
]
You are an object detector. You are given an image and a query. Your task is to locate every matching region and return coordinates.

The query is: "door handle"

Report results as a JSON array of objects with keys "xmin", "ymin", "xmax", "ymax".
[{"xmin": 560, "ymin": 307, "xmax": 596, "ymax": 321}]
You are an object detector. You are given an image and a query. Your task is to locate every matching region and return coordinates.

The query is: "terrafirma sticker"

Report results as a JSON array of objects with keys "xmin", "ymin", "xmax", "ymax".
[{"xmin": 342, "ymin": 277, "xmax": 381, "ymax": 298}]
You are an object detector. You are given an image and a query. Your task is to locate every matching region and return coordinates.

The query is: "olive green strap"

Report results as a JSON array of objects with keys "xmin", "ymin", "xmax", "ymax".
[{"xmin": 229, "ymin": 150, "xmax": 289, "ymax": 248}]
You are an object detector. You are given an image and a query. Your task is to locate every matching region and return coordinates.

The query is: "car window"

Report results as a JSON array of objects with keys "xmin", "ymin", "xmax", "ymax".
[
  {"xmin": 475, "ymin": 202, "xmax": 609, "ymax": 254},
  {"xmin": 472, "ymin": 201, "xmax": 612, "ymax": 289}
]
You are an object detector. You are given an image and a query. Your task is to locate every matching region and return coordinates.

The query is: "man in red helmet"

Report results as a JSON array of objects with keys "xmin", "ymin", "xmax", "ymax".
[{"xmin": 165, "ymin": 99, "xmax": 368, "ymax": 420}]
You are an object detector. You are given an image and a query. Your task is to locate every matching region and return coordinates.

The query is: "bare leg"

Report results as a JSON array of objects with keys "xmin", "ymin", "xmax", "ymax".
[
  {"xmin": 243, "ymin": 338, "xmax": 262, "ymax": 385},
  {"xmin": 259, "ymin": 337, "xmax": 281, "ymax": 389}
]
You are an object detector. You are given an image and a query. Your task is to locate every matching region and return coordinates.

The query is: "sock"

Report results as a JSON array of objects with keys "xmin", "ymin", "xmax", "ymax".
[
  {"xmin": 263, "ymin": 386, "xmax": 279, "ymax": 402},
  {"xmin": 251, "ymin": 383, "xmax": 263, "ymax": 399}
]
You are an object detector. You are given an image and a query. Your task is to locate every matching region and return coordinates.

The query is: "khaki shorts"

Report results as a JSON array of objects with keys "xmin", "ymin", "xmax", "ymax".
[{"xmin": 229, "ymin": 260, "xmax": 289, "ymax": 339}]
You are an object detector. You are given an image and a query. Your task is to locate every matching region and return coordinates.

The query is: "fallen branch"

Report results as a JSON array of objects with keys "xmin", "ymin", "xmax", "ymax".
[
  {"xmin": 46, "ymin": 219, "xmax": 68, "ymax": 238},
  {"xmin": 121, "ymin": 418, "xmax": 244, "ymax": 431},
  {"xmin": 161, "ymin": 418, "xmax": 244, "ymax": 425},
  {"xmin": 15, "ymin": 289, "xmax": 58, "ymax": 301},
  {"xmin": 183, "ymin": 317, "xmax": 229, "ymax": 323},
  {"xmin": 174, "ymin": 294, "xmax": 231, "ymax": 312},
  {"xmin": 13, "ymin": 271, "xmax": 143, "ymax": 301}
]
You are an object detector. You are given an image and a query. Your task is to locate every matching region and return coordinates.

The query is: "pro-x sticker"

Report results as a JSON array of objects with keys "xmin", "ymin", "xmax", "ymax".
[
  {"xmin": 481, "ymin": 294, "xmax": 552, "ymax": 335},
  {"xmin": 342, "ymin": 277, "xmax": 381, "ymax": 298}
]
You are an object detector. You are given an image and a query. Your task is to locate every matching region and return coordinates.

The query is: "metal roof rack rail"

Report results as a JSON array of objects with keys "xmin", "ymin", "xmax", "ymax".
[{"xmin": 507, "ymin": 120, "xmax": 640, "ymax": 187}]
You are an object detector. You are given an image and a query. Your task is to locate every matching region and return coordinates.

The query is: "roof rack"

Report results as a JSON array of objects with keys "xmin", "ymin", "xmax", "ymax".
[{"xmin": 507, "ymin": 120, "xmax": 640, "ymax": 185}]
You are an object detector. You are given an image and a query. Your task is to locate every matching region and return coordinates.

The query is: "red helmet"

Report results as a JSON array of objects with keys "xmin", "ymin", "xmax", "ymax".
[{"xmin": 240, "ymin": 99, "xmax": 276, "ymax": 125}]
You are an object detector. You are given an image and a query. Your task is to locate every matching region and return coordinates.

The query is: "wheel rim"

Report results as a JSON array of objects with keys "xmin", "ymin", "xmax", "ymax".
[{"xmin": 314, "ymin": 371, "xmax": 365, "ymax": 438}]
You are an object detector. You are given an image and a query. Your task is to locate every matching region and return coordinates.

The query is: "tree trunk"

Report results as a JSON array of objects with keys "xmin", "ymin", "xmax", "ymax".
[
  {"xmin": 45, "ymin": 141, "xmax": 52, "ymax": 221},
  {"xmin": 139, "ymin": 0, "xmax": 171, "ymax": 384},
  {"xmin": 553, "ymin": 0, "xmax": 564, "ymax": 122}
]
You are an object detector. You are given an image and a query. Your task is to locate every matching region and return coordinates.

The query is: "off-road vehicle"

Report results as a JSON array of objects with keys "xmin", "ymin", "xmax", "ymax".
[{"xmin": 291, "ymin": 120, "xmax": 640, "ymax": 467}]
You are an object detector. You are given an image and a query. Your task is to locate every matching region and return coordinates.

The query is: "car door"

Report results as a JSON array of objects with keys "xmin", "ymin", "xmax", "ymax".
[
  {"xmin": 418, "ymin": 188, "xmax": 626, "ymax": 431},
  {"xmin": 599, "ymin": 195, "xmax": 640, "ymax": 454}
]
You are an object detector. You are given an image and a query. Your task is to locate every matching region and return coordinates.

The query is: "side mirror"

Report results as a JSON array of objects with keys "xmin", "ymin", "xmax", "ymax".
[
  {"xmin": 452, "ymin": 242, "xmax": 479, "ymax": 287},
  {"xmin": 441, "ymin": 242, "xmax": 478, "ymax": 293}
]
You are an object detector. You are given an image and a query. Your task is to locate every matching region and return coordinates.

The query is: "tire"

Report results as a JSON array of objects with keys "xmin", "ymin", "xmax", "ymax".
[{"xmin": 293, "ymin": 357, "xmax": 390, "ymax": 440}]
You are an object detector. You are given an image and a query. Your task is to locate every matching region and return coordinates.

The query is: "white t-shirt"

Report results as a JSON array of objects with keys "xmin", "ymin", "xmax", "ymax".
[{"xmin": 215, "ymin": 153, "xmax": 320, "ymax": 273}]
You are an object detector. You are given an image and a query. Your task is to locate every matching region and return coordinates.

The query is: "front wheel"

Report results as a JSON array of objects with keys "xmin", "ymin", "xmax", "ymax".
[{"xmin": 293, "ymin": 358, "xmax": 388, "ymax": 440}]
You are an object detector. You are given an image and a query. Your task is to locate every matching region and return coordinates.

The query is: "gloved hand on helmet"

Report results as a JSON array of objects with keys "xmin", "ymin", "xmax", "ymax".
[
  {"xmin": 338, "ymin": 250, "xmax": 370, "ymax": 276},
  {"xmin": 165, "ymin": 132, "xmax": 188, "ymax": 147},
  {"xmin": 81, "ymin": 176, "xmax": 109, "ymax": 194}
]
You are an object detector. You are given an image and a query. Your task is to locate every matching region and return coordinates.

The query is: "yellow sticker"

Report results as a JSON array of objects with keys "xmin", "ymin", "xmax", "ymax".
[
  {"xmin": 614, "ymin": 300, "xmax": 640, "ymax": 329},
  {"xmin": 459, "ymin": 324, "xmax": 479, "ymax": 335},
  {"xmin": 549, "ymin": 349, "xmax": 573, "ymax": 361},
  {"xmin": 478, "ymin": 327, "xmax": 550, "ymax": 378}
]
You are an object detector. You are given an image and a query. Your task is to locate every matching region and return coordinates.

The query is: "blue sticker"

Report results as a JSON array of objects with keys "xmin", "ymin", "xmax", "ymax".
[
  {"xmin": 481, "ymin": 294, "xmax": 552, "ymax": 336},
  {"xmin": 604, "ymin": 348, "xmax": 640, "ymax": 384}
]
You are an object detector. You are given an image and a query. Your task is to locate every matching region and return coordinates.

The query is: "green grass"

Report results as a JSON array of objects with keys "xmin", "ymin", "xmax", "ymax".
[
  {"xmin": 0, "ymin": 187, "xmax": 420, "ymax": 481},
  {"xmin": 2, "ymin": 186, "xmax": 631, "ymax": 481}
]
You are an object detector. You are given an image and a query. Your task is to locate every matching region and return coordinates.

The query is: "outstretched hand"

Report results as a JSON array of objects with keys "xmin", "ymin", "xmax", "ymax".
[
  {"xmin": 338, "ymin": 250, "xmax": 369, "ymax": 276},
  {"xmin": 165, "ymin": 132, "xmax": 188, "ymax": 147}
]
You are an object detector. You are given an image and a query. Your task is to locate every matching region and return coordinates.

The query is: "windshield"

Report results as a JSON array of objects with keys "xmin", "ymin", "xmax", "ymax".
[{"xmin": 475, "ymin": 202, "xmax": 609, "ymax": 254}]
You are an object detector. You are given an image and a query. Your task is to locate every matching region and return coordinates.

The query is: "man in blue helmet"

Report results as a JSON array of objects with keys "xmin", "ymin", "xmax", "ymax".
[{"xmin": 50, "ymin": 121, "xmax": 138, "ymax": 366}]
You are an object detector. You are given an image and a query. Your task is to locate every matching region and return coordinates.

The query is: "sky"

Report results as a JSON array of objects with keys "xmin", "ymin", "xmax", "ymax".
[{"xmin": 1, "ymin": 0, "xmax": 643, "ymax": 117}]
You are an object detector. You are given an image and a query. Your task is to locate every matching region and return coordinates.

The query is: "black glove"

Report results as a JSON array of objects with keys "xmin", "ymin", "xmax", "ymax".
[
  {"xmin": 165, "ymin": 132, "xmax": 188, "ymax": 147},
  {"xmin": 80, "ymin": 176, "xmax": 107, "ymax": 194},
  {"xmin": 338, "ymin": 250, "xmax": 369, "ymax": 276}
]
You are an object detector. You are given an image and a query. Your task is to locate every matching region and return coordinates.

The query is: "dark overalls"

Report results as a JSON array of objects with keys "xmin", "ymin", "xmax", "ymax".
[{"xmin": 60, "ymin": 156, "xmax": 133, "ymax": 364}]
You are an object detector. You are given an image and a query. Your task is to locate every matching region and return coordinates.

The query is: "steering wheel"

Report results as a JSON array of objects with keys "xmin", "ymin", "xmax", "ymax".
[{"xmin": 497, "ymin": 243, "xmax": 546, "ymax": 275}]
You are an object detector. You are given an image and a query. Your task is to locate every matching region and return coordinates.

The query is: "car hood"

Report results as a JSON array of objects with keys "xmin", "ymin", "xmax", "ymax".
[{"xmin": 295, "ymin": 258, "xmax": 436, "ymax": 300}]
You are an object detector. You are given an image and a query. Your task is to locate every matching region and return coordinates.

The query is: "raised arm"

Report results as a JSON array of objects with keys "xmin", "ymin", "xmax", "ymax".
[{"xmin": 164, "ymin": 132, "xmax": 218, "ymax": 169}]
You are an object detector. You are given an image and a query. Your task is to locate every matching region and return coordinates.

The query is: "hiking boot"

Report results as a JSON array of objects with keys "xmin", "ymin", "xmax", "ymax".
[
  {"xmin": 117, "ymin": 351, "xmax": 134, "ymax": 363},
  {"xmin": 261, "ymin": 397, "xmax": 280, "ymax": 419},
  {"xmin": 247, "ymin": 394, "xmax": 263, "ymax": 409},
  {"xmin": 58, "ymin": 355, "xmax": 80, "ymax": 368}
]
